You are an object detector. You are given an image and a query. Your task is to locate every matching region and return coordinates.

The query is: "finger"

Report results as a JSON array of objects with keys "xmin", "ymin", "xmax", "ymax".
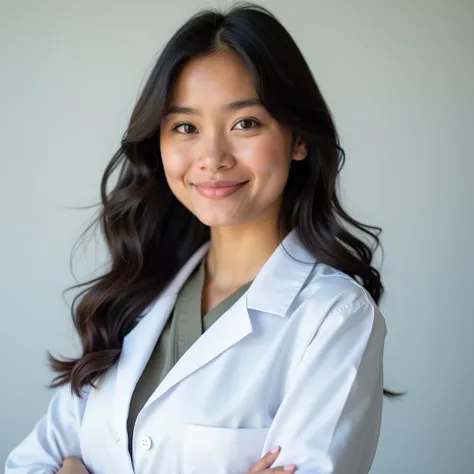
[
  {"xmin": 247, "ymin": 446, "xmax": 281, "ymax": 472},
  {"xmin": 61, "ymin": 457, "xmax": 89, "ymax": 473},
  {"xmin": 269, "ymin": 465, "xmax": 297, "ymax": 473},
  {"xmin": 62, "ymin": 457, "xmax": 83, "ymax": 466}
]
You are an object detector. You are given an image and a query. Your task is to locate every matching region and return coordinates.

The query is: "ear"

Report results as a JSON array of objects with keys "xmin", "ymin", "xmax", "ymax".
[{"xmin": 292, "ymin": 135, "xmax": 308, "ymax": 161}]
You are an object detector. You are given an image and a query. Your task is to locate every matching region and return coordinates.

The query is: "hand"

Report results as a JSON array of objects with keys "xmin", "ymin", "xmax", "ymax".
[
  {"xmin": 247, "ymin": 446, "xmax": 297, "ymax": 473},
  {"xmin": 57, "ymin": 457, "xmax": 90, "ymax": 474}
]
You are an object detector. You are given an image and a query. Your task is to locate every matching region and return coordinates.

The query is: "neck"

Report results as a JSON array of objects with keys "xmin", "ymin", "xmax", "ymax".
[{"xmin": 206, "ymin": 217, "xmax": 283, "ymax": 292}]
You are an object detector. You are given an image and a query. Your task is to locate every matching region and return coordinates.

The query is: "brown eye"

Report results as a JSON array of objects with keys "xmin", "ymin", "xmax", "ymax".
[
  {"xmin": 173, "ymin": 123, "xmax": 198, "ymax": 134},
  {"xmin": 233, "ymin": 119, "xmax": 261, "ymax": 131}
]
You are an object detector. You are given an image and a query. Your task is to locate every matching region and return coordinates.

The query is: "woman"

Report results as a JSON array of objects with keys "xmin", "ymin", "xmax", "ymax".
[{"xmin": 5, "ymin": 4, "xmax": 388, "ymax": 474}]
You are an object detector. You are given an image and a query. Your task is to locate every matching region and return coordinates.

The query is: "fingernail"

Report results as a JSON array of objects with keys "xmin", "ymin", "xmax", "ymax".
[
  {"xmin": 284, "ymin": 465, "xmax": 296, "ymax": 471},
  {"xmin": 270, "ymin": 446, "xmax": 280, "ymax": 454}
]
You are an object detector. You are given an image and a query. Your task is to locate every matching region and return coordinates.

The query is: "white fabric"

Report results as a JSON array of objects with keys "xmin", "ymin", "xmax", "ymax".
[{"xmin": 5, "ymin": 231, "xmax": 386, "ymax": 474}]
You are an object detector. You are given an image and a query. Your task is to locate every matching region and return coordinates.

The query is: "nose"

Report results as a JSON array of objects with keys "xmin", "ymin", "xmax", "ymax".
[{"xmin": 197, "ymin": 132, "xmax": 235, "ymax": 171}]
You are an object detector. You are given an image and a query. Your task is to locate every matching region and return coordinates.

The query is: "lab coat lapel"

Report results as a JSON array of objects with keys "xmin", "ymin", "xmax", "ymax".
[
  {"xmin": 144, "ymin": 230, "xmax": 316, "ymax": 407},
  {"xmin": 246, "ymin": 230, "xmax": 316, "ymax": 317},
  {"xmin": 145, "ymin": 294, "xmax": 252, "ymax": 406},
  {"xmin": 113, "ymin": 244, "xmax": 209, "ymax": 442}
]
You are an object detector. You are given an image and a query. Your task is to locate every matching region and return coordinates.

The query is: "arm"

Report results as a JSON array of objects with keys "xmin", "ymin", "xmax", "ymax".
[
  {"xmin": 264, "ymin": 298, "xmax": 387, "ymax": 474},
  {"xmin": 4, "ymin": 384, "xmax": 89, "ymax": 474}
]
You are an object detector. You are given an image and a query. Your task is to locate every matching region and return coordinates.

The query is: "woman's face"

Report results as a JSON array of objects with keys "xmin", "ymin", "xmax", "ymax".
[{"xmin": 160, "ymin": 49, "xmax": 306, "ymax": 228}]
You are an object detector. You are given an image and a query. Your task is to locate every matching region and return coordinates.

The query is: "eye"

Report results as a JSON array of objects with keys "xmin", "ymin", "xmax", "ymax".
[
  {"xmin": 172, "ymin": 122, "xmax": 198, "ymax": 134},
  {"xmin": 233, "ymin": 119, "xmax": 261, "ymax": 131}
]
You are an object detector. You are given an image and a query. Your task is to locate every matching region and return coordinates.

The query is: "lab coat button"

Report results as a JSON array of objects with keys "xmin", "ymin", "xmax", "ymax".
[
  {"xmin": 114, "ymin": 432, "xmax": 120, "ymax": 443},
  {"xmin": 141, "ymin": 436, "xmax": 152, "ymax": 450}
]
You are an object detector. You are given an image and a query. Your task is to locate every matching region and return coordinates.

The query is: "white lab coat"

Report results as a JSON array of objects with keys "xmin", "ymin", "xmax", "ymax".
[{"xmin": 5, "ymin": 231, "xmax": 386, "ymax": 474}]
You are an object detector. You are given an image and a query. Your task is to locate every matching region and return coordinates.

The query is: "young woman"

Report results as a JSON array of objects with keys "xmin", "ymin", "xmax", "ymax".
[{"xmin": 6, "ymin": 4, "xmax": 389, "ymax": 474}]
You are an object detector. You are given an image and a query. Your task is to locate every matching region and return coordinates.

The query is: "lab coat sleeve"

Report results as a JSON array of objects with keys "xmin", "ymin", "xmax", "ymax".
[
  {"xmin": 4, "ymin": 383, "xmax": 88, "ymax": 474},
  {"xmin": 265, "ymin": 300, "xmax": 387, "ymax": 474}
]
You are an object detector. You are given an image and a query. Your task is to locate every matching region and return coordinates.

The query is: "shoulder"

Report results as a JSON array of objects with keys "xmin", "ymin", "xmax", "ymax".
[
  {"xmin": 291, "ymin": 262, "xmax": 386, "ymax": 340},
  {"xmin": 51, "ymin": 383, "xmax": 91, "ymax": 420},
  {"xmin": 299, "ymin": 263, "xmax": 377, "ymax": 309}
]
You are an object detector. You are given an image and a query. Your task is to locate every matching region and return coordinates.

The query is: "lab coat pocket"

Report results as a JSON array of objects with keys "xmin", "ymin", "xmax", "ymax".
[{"xmin": 182, "ymin": 424, "xmax": 269, "ymax": 474}]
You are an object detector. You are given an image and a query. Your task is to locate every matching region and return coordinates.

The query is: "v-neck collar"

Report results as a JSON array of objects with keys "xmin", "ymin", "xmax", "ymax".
[{"xmin": 176, "ymin": 261, "xmax": 253, "ymax": 334}]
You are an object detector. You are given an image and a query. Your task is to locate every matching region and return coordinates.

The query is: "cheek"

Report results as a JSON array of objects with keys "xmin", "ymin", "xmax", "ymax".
[
  {"xmin": 160, "ymin": 143, "xmax": 191, "ymax": 182},
  {"xmin": 239, "ymin": 135, "xmax": 291, "ymax": 175}
]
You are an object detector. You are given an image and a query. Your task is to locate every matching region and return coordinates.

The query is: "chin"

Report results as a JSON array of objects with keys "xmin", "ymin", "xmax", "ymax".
[{"xmin": 194, "ymin": 212, "xmax": 244, "ymax": 229}]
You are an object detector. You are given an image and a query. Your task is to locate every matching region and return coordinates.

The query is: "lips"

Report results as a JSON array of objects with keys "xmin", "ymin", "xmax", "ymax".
[{"xmin": 193, "ymin": 180, "xmax": 248, "ymax": 199}]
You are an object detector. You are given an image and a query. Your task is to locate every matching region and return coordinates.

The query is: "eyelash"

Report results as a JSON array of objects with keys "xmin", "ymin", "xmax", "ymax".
[{"xmin": 171, "ymin": 118, "xmax": 262, "ymax": 134}]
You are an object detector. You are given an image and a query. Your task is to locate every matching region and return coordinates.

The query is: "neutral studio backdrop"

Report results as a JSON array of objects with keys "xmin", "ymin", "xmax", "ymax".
[{"xmin": 1, "ymin": 0, "xmax": 473, "ymax": 473}]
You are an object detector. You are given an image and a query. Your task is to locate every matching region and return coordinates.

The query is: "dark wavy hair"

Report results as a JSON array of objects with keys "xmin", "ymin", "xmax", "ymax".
[{"xmin": 49, "ymin": 3, "xmax": 393, "ymax": 396}]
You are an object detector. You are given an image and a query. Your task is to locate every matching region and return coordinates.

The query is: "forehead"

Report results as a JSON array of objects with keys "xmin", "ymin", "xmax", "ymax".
[{"xmin": 169, "ymin": 50, "xmax": 257, "ymax": 105}]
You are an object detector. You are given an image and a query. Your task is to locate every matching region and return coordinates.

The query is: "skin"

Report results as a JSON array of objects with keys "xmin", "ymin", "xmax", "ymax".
[
  {"xmin": 59, "ymin": 48, "xmax": 306, "ymax": 474},
  {"xmin": 160, "ymin": 49, "xmax": 307, "ymax": 314},
  {"xmin": 56, "ymin": 457, "xmax": 89, "ymax": 474}
]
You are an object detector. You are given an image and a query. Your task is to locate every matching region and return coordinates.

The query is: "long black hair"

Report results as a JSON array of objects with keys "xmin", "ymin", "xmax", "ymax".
[{"xmin": 50, "ymin": 3, "xmax": 387, "ymax": 396}]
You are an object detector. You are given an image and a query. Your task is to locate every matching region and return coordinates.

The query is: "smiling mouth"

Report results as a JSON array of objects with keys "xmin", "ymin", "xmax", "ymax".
[{"xmin": 193, "ymin": 181, "xmax": 249, "ymax": 199}]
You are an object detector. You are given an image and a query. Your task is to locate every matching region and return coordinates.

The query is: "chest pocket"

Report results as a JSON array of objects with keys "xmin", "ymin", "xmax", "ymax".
[{"xmin": 182, "ymin": 424, "xmax": 269, "ymax": 474}]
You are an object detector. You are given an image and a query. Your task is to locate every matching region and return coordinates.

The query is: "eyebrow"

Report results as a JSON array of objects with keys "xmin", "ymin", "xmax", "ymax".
[{"xmin": 165, "ymin": 98, "xmax": 262, "ymax": 116}]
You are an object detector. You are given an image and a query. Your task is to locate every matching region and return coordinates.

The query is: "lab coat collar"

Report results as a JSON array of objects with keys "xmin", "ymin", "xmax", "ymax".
[
  {"xmin": 141, "ymin": 231, "xmax": 315, "ymax": 410},
  {"xmin": 246, "ymin": 230, "xmax": 316, "ymax": 317},
  {"xmin": 165, "ymin": 229, "xmax": 316, "ymax": 318}
]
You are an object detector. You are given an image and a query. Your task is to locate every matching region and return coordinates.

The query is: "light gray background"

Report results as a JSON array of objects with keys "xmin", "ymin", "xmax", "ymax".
[{"xmin": 1, "ymin": 0, "xmax": 473, "ymax": 473}]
